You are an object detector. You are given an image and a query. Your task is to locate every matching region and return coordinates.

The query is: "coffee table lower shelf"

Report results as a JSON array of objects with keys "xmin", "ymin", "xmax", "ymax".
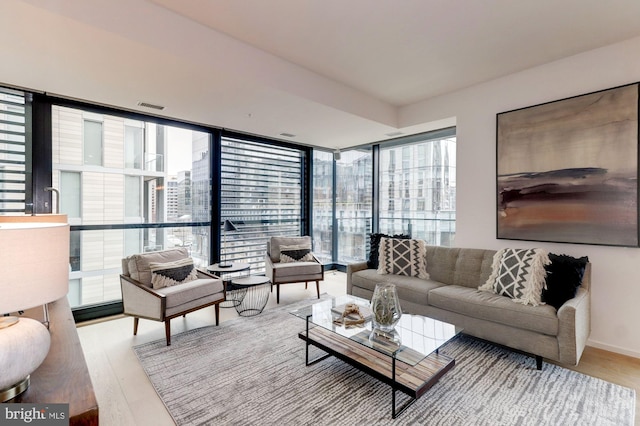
[{"xmin": 298, "ymin": 326, "xmax": 455, "ymax": 419}]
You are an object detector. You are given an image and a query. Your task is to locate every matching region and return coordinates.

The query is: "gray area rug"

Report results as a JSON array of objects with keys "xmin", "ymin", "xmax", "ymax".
[{"xmin": 134, "ymin": 296, "xmax": 635, "ymax": 425}]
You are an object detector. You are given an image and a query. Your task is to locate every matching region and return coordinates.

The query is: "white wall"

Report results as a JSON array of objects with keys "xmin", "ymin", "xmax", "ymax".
[{"xmin": 400, "ymin": 35, "xmax": 640, "ymax": 358}]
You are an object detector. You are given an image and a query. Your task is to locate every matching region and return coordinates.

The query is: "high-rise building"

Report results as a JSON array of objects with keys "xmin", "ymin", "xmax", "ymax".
[
  {"xmin": 166, "ymin": 176, "xmax": 178, "ymax": 220},
  {"xmin": 51, "ymin": 105, "xmax": 210, "ymax": 307}
]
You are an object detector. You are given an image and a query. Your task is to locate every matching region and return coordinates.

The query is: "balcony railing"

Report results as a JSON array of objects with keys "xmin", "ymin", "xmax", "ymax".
[
  {"xmin": 313, "ymin": 216, "xmax": 456, "ymax": 265},
  {"xmin": 145, "ymin": 153, "xmax": 164, "ymax": 172}
]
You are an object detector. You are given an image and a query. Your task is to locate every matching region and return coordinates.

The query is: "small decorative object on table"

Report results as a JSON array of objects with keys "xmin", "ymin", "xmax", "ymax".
[
  {"xmin": 371, "ymin": 283, "xmax": 402, "ymax": 332},
  {"xmin": 333, "ymin": 303, "xmax": 367, "ymax": 328}
]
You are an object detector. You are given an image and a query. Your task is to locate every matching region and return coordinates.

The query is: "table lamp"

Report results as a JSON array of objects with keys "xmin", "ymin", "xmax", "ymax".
[
  {"xmin": 218, "ymin": 219, "xmax": 237, "ymax": 268},
  {"xmin": 0, "ymin": 215, "xmax": 70, "ymax": 402}
]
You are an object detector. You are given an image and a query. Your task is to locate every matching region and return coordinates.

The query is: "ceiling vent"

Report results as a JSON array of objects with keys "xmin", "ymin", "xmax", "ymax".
[
  {"xmin": 137, "ymin": 101, "xmax": 165, "ymax": 111},
  {"xmin": 385, "ymin": 131, "xmax": 404, "ymax": 137},
  {"xmin": 279, "ymin": 132, "xmax": 296, "ymax": 138}
]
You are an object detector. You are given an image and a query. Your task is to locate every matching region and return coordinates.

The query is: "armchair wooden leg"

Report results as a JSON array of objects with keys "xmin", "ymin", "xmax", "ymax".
[
  {"xmin": 133, "ymin": 317, "xmax": 139, "ymax": 336},
  {"xmin": 316, "ymin": 281, "xmax": 320, "ymax": 299},
  {"xmin": 277, "ymin": 284, "xmax": 280, "ymax": 304},
  {"xmin": 305, "ymin": 282, "xmax": 308, "ymax": 289},
  {"xmin": 165, "ymin": 320, "xmax": 171, "ymax": 346},
  {"xmin": 215, "ymin": 303, "xmax": 220, "ymax": 326}
]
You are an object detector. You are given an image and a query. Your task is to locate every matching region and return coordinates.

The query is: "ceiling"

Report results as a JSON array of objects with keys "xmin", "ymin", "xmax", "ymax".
[{"xmin": 4, "ymin": 0, "xmax": 640, "ymax": 149}]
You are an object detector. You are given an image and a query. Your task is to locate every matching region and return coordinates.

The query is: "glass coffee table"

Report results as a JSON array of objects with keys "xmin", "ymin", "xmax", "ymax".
[{"xmin": 291, "ymin": 295, "xmax": 462, "ymax": 419}]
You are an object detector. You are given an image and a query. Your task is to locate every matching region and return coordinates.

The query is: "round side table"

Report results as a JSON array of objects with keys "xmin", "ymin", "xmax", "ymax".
[
  {"xmin": 230, "ymin": 276, "xmax": 271, "ymax": 317},
  {"xmin": 206, "ymin": 262, "xmax": 250, "ymax": 308}
]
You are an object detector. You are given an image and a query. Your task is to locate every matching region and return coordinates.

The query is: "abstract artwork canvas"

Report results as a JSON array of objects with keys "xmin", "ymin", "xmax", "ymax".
[{"xmin": 497, "ymin": 83, "xmax": 639, "ymax": 246}]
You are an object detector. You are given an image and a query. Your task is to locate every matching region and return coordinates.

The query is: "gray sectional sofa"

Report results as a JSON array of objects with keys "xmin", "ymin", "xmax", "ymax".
[{"xmin": 347, "ymin": 245, "xmax": 591, "ymax": 369}]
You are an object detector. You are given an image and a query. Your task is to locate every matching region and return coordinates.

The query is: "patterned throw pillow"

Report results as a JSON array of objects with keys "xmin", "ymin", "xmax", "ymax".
[
  {"xmin": 479, "ymin": 248, "xmax": 550, "ymax": 306},
  {"xmin": 377, "ymin": 237, "xmax": 429, "ymax": 279},
  {"xmin": 280, "ymin": 244, "xmax": 314, "ymax": 263},
  {"xmin": 149, "ymin": 257, "xmax": 198, "ymax": 289},
  {"xmin": 367, "ymin": 233, "xmax": 411, "ymax": 269}
]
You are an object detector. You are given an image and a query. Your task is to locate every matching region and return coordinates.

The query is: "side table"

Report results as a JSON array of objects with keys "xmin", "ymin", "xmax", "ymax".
[
  {"xmin": 230, "ymin": 276, "xmax": 271, "ymax": 317},
  {"xmin": 206, "ymin": 262, "xmax": 250, "ymax": 308}
]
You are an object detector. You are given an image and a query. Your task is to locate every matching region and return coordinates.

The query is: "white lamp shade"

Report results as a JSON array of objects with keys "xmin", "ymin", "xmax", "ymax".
[{"xmin": 0, "ymin": 216, "xmax": 70, "ymax": 314}]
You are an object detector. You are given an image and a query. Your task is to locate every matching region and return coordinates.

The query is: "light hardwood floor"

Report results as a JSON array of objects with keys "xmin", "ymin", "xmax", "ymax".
[{"xmin": 76, "ymin": 271, "xmax": 640, "ymax": 426}]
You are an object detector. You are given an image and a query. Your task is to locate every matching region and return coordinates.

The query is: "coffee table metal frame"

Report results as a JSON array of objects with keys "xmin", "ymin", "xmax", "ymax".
[{"xmin": 292, "ymin": 296, "xmax": 462, "ymax": 419}]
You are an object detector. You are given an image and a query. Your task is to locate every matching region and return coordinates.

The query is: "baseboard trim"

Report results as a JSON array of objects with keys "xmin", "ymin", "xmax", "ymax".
[{"xmin": 587, "ymin": 339, "xmax": 640, "ymax": 360}]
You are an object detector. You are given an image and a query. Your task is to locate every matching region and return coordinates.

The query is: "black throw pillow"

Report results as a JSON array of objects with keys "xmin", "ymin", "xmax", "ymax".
[
  {"xmin": 367, "ymin": 233, "xmax": 411, "ymax": 269},
  {"xmin": 542, "ymin": 253, "xmax": 589, "ymax": 310}
]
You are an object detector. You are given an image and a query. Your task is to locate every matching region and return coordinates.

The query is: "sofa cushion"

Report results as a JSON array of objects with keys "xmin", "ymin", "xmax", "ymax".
[
  {"xmin": 429, "ymin": 285, "xmax": 559, "ymax": 336},
  {"xmin": 377, "ymin": 238, "xmax": 429, "ymax": 279},
  {"xmin": 156, "ymin": 277, "xmax": 224, "ymax": 310},
  {"xmin": 351, "ymin": 269, "xmax": 446, "ymax": 306},
  {"xmin": 452, "ymin": 249, "xmax": 496, "ymax": 288},
  {"xmin": 542, "ymin": 253, "xmax": 589, "ymax": 310},
  {"xmin": 479, "ymin": 248, "xmax": 550, "ymax": 306},
  {"xmin": 149, "ymin": 257, "xmax": 198, "ymax": 289},
  {"xmin": 126, "ymin": 248, "xmax": 190, "ymax": 287},
  {"xmin": 367, "ymin": 233, "xmax": 411, "ymax": 269}
]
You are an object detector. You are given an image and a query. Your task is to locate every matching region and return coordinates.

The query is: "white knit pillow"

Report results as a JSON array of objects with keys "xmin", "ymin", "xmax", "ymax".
[{"xmin": 479, "ymin": 248, "xmax": 550, "ymax": 306}]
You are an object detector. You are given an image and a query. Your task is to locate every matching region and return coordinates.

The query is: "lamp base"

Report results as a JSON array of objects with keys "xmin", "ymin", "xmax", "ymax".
[
  {"xmin": 217, "ymin": 262, "xmax": 233, "ymax": 268},
  {"xmin": 0, "ymin": 375, "xmax": 29, "ymax": 402},
  {"xmin": 0, "ymin": 317, "xmax": 51, "ymax": 402}
]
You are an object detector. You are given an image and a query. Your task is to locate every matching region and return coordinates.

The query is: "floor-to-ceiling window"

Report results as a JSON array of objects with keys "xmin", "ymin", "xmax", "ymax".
[
  {"xmin": 220, "ymin": 136, "xmax": 307, "ymax": 273},
  {"xmin": 312, "ymin": 128, "xmax": 456, "ymax": 266},
  {"xmin": 379, "ymin": 131, "xmax": 456, "ymax": 245},
  {"xmin": 335, "ymin": 148, "xmax": 373, "ymax": 263},
  {"xmin": 51, "ymin": 105, "xmax": 211, "ymax": 309},
  {"xmin": 2, "ymin": 84, "xmax": 454, "ymax": 318},
  {"xmin": 312, "ymin": 150, "xmax": 334, "ymax": 264}
]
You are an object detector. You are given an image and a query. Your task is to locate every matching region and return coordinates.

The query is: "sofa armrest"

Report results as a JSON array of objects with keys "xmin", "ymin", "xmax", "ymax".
[
  {"xmin": 120, "ymin": 274, "xmax": 166, "ymax": 321},
  {"xmin": 346, "ymin": 261, "xmax": 369, "ymax": 295},
  {"xmin": 557, "ymin": 286, "xmax": 591, "ymax": 365}
]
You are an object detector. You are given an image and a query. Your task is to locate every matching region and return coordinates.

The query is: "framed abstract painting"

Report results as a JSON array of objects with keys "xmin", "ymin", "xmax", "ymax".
[{"xmin": 496, "ymin": 83, "xmax": 639, "ymax": 247}]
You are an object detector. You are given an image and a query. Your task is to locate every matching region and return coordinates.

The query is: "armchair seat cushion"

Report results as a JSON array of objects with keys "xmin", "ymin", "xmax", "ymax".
[
  {"xmin": 271, "ymin": 261, "xmax": 323, "ymax": 281},
  {"xmin": 157, "ymin": 278, "xmax": 224, "ymax": 310}
]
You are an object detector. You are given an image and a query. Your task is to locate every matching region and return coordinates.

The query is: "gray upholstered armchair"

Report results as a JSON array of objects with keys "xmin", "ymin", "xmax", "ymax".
[
  {"xmin": 265, "ymin": 236, "xmax": 324, "ymax": 303},
  {"xmin": 120, "ymin": 247, "xmax": 225, "ymax": 345}
]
